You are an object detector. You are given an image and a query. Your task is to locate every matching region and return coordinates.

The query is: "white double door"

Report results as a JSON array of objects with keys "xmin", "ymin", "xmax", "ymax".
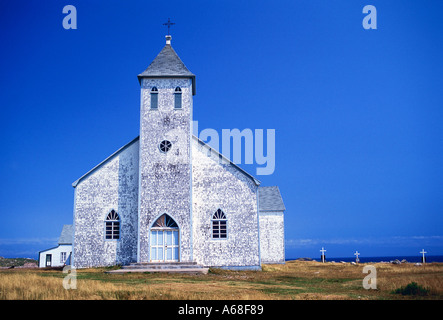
[{"xmin": 150, "ymin": 229, "xmax": 179, "ymax": 262}]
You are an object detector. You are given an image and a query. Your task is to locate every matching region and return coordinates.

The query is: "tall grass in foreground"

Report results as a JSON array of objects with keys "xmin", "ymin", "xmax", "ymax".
[
  {"xmin": 0, "ymin": 271, "xmax": 271, "ymax": 300},
  {"xmin": 0, "ymin": 272, "xmax": 129, "ymax": 300},
  {"xmin": 1, "ymin": 262, "xmax": 442, "ymax": 300}
]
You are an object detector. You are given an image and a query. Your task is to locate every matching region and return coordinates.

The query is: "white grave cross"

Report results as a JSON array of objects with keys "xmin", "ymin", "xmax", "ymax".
[
  {"xmin": 354, "ymin": 251, "xmax": 360, "ymax": 263},
  {"xmin": 320, "ymin": 247, "xmax": 326, "ymax": 263},
  {"xmin": 420, "ymin": 249, "xmax": 427, "ymax": 263}
]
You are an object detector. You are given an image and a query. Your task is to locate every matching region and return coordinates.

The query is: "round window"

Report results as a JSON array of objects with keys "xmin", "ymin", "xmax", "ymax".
[{"xmin": 159, "ymin": 140, "xmax": 172, "ymax": 153}]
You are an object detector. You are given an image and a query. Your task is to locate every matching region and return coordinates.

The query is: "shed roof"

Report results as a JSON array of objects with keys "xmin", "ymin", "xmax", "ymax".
[
  {"xmin": 58, "ymin": 225, "xmax": 73, "ymax": 245},
  {"xmin": 258, "ymin": 186, "xmax": 286, "ymax": 212}
]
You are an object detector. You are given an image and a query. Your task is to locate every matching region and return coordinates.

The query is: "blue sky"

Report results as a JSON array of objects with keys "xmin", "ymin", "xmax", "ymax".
[{"xmin": 0, "ymin": 0, "xmax": 442, "ymax": 260}]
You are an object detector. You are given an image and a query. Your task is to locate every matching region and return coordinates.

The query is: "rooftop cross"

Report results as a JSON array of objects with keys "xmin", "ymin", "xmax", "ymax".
[{"xmin": 163, "ymin": 18, "xmax": 175, "ymax": 36}]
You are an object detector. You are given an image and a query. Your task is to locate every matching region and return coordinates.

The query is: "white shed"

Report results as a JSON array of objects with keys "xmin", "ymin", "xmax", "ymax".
[{"xmin": 38, "ymin": 225, "xmax": 72, "ymax": 268}]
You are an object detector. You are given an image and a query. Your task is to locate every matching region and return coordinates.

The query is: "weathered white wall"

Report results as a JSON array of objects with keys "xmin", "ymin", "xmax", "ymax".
[
  {"xmin": 73, "ymin": 140, "xmax": 139, "ymax": 268},
  {"xmin": 138, "ymin": 78, "xmax": 193, "ymax": 263},
  {"xmin": 259, "ymin": 211, "xmax": 285, "ymax": 263},
  {"xmin": 191, "ymin": 139, "xmax": 260, "ymax": 268}
]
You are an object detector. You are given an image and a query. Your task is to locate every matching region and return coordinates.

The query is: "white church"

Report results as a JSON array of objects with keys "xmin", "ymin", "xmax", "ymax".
[{"xmin": 70, "ymin": 35, "xmax": 285, "ymax": 270}]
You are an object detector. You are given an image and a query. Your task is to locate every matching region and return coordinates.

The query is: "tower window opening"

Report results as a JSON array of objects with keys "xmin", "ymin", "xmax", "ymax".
[
  {"xmin": 174, "ymin": 87, "xmax": 182, "ymax": 109},
  {"xmin": 159, "ymin": 140, "xmax": 172, "ymax": 153},
  {"xmin": 151, "ymin": 87, "xmax": 158, "ymax": 109}
]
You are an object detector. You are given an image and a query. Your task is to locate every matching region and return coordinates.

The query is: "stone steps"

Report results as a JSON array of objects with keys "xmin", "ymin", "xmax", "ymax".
[
  {"xmin": 123, "ymin": 261, "xmax": 198, "ymax": 269},
  {"xmin": 106, "ymin": 262, "xmax": 208, "ymax": 274}
]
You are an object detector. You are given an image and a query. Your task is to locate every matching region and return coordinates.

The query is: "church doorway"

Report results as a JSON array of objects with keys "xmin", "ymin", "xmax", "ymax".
[{"xmin": 150, "ymin": 214, "xmax": 179, "ymax": 262}]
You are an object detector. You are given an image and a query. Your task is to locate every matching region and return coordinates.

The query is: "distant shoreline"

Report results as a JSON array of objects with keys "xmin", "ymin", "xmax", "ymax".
[
  {"xmin": 286, "ymin": 255, "xmax": 443, "ymax": 263},
  {"xmin": 2, "ymin": 255, "xmax": 442, "ymax": 267}
]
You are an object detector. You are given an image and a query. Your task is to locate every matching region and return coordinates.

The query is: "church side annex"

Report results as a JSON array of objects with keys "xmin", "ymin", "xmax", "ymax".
[{"xmin": 71, "ymin": 34, "xmax": 285, "ymax": 270}]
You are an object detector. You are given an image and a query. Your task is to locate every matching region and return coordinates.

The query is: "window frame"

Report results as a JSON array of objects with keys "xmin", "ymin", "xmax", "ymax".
[
  {"xmin": 159, "ymin": 140, "xmax": 172, "ymax": 153},
  {"xmin": 211, "ymin": 209, "xmax": 227, "ymax": 240},
  {"xmin": 150, "ymin": 87, "xmax": 159, "ymax": 110},
  {"xmin": 105, "ymin": 210, "xmax": 121, "ymax": 240},
  {"xmin": 174, "ymin": 87, "xmax": 182, "ymax": 109},
  {"xmin": 60, "ymin": 252, "xmax": 66, "ymax": 264}
]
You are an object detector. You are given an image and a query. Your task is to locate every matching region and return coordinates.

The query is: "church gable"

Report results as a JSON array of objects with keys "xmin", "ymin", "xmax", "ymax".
[
  {"xmin": 191, "ymin": 137, "xmax": 260, "ymax": 267},
  {"xmin": 72, "ymin": 137, "xmax": 139, "ymax": 187},
  {"xmin": 72, "ymin": 139, "xmax": 139, "ymax": 268},
  {"xmin": 192, "ymin": 135, "xmax": 260, "ymax": 186}
]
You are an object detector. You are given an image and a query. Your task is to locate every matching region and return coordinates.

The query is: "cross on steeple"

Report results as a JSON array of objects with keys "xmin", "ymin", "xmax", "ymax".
[{"xmin": 163, "ymin": 18, "xmax": 175, "ymax": 35}]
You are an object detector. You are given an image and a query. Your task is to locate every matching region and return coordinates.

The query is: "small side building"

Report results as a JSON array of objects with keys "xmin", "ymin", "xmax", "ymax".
[
  {"xmin": 258, "ymin": 186, "xmax": 286, "ymax": 264},
  {"xmin": 38, "ymin": 225, "xmax": 73, "ymax": 268}
]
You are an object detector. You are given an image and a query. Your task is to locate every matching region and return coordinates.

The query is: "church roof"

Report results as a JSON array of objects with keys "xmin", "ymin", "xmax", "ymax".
[
  {"xmin": 73, "ymin": 135, "xmax": 262, "ymax": 188},
  {"xmin": 258, "ymin": 186, "xmax": 286, "ymax": 212},
  {"xmin": 72, "ymin": 136, "xmax": 139, "ymax": 187},
  {"xmin": 192, "ymin": 135, "xmax": 261, "ymax": 186},
  {"xmin": 138, "ymin": 36, "xmax": 196, "ymax": 95},
  {"xmin": 58, "ymin": 225, "xmax": 73, "ymax": 245}
]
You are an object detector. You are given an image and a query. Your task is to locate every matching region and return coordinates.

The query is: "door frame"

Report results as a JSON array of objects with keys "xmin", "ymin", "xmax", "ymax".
[
  {"xmin": 45, "ymin": 254, "xmax": 52, "ymax": 267},
  {"xmin": 150, "ymin": 228, "xmax": 180, "ymax": 262}
]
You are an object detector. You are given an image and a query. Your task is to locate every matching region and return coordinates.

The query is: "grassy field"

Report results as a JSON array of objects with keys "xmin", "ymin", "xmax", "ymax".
[{"xmin": 0, "ymin": 261, "xmax": 442, "ymax": 300}]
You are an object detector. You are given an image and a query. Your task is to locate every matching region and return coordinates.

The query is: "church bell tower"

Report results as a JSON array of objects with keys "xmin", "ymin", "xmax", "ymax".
[{"xmin": 137, "ymin": 34, "xmax": 195, "ymax": 263}]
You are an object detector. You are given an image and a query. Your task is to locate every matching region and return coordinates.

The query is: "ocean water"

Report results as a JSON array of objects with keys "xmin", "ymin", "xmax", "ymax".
[{"xmin": 287, "ymin": 255, "xmax": 443, "ymax": 263}]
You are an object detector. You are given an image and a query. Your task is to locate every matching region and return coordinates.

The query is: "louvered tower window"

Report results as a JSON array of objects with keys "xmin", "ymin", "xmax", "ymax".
[
  {"xmin": 151, "ymin": 87, "xmax": 158, "ymax": 109},
  {"xmin": 105, "ymin": 210, "xmax": 120, "ymax": 240},
  {"xmin": 174, "ymin": 87, "xmax": 182, "ymax": 109},
  {"xmin": 212, "ymin": 209, "xmax": 227, "ymax": 239}
]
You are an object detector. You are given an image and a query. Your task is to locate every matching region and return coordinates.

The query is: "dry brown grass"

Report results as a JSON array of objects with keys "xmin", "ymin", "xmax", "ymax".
[
  {"xmin": 373, "ymin": 262, "xmax": 443, "ymax": 294},
  {"xmin": 1, "ymin": 261, "xmax": 442, "ymax": 300}
]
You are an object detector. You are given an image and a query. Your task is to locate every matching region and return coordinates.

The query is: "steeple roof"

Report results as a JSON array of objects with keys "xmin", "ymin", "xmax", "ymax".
[{"xmin": 138, "ymin": 36, "xmax": 196, "ymax": 95}]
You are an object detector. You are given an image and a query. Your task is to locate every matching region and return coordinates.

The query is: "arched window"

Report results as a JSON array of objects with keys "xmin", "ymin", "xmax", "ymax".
[
  {"xmin": 152, "ymin": 214, "xmax": 178, "ymax": 228},
  {"xmin": 212, "ymin": 209, "xmax": 227, "ymax": 239},
  {"xmin": 105, "ymin": 210, "xmax": 120, "ymax": 240},
  {"xmin": 150, "ymin": 214, "xmax": 179, "ymax": 262},
  {"xmin": 174, "ymin": 87, "xmax": 182, "ymax": 109},
  {"xmin": 151, "ymin": 87, "xmax": 158, "ymax": 109}
]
